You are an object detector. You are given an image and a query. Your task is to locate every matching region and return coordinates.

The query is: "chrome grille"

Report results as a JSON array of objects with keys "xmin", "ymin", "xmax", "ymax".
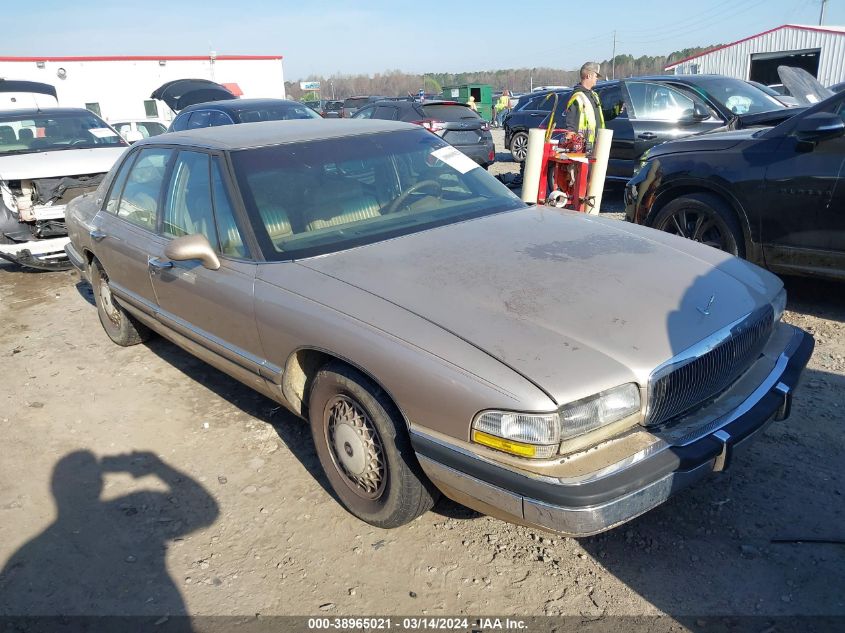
[{"xmin": 646, "ymin": 306, "xmax": 774, "ymax": 427}]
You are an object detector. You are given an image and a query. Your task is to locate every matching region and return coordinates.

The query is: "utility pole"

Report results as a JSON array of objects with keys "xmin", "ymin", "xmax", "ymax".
[
  {"xmin": 819, "ymin": 0, "xmax": 827, "ymax": 25},
  {"xmin": 611, "ymin": 31, "xmax": 617, "ymax": 80}
]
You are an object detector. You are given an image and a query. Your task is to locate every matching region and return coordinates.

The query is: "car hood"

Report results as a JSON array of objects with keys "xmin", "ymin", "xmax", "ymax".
[
  {"xmin": 647, "ymin": 128, "xmax": 758, "ymax": 159},
  {"xmin": 0, "ymin": 147, "xmax": 127, "ymax": 181},
  {"xmin": 300, "ymin": 208, "xmax": 779, "ymax": 404}
]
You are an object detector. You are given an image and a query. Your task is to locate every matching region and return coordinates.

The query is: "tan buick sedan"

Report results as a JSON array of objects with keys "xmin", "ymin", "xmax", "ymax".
[{"xmin": 65, "ymin": 120, "xmax": 813, "ymax": 536}]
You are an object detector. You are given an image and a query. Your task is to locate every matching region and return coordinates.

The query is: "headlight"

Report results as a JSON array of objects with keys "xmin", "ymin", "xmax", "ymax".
[
  {"xmin": 472, "ymin": 411, "xmax": 560, "ymax": 458},
  {"xmin": 471, "ymin": 383, "xmax": 642, "ymax": 459},
  {"xmin": 559, "ymin": 383, "xmax": 641, "ymax": 440},
  {"xmin": 771, "ymin": 287, "xmax": 787, "ymax": 322}
]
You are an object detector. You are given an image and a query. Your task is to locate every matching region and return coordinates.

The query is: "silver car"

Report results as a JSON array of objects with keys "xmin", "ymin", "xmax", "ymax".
[{"xmin": 65, "ymin": 119, "xmax": 813, "ymax": 536}]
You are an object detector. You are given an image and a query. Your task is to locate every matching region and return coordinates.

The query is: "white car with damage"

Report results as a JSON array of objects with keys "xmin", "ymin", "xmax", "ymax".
[{"xmin": 0, "ymin": 108, "xmax": 127, "ymax": 270}]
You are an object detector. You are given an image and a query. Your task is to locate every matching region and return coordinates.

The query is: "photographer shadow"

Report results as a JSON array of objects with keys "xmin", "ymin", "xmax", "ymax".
[{"xmin": 0, "ymin": 450, "xmax": 218, "ymax": 623}]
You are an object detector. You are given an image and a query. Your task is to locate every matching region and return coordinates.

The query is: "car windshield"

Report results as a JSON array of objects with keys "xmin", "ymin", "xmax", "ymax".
[
  {"xmin": 230, "ymin": 128, "xmax": 523, "ymax": 260},
  {"xmin": 236, "ymin": 104, "xmax": 321, "ymax": 123},
  {"xmin": 693, "ymin": 77, "xmax": 786, "ymax": 115},
  {"xmin": 325, "ymin": 101, "xmax": 343, "ymax": 112},
  {"xmin": 0, "ymin": 111, "xmax": 127, "ymax": 155}
]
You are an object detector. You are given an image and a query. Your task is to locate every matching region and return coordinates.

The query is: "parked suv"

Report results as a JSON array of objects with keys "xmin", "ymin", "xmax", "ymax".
[
  {"xmin": 169, "ymin": 98, "xmax": 320, "ymax": 131},
  {"xmin": 504, "ymin": 75, "xmax": 798, "ymax": 181},
  {"xmin": 353, "ymin": 100, "xmax": 495, "ymax": 167},
  {"xmin": 341, "ymin": 96, "xmax": 388, "ymax": 118}
]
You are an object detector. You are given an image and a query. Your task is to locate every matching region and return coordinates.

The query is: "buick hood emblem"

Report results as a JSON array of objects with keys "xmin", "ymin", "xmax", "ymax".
[{"xmin": 697, "ymin": 294, "xmax": 716, "ymax": 316}]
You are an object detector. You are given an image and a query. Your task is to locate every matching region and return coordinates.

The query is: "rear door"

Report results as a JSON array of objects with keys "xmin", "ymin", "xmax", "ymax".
[
  {"xmin": 623, "ymin": 81, "xmax": 723, "ymax": 165},
  {"xmin": 147, "ymin": 151, "xmax": 267, "ymax": 382},
  {"xmin": 91, "ymin": 147, "xmax": 174, "ymax": 316}
]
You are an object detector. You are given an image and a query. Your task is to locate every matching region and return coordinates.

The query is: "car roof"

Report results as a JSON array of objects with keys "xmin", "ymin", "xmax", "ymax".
[
  {"xmin": 178, "ymin": 98, "xmax": 304, "ymax": 114},
  {"xmin": 138, "ymin": 119, "xmax": 420, "ymax": 151},
  {"xmin": 0, "ymin": 107, "xmax": 98, "ymax": 117}
]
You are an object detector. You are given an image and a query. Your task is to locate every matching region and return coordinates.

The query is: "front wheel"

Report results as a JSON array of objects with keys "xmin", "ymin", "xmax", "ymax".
[
  {"xmin": 652, "ymin": 193, "xmax": 744, "ymax": 257},
  {"xmin": 510, "ymin": 131, "xmax": 528, "ymax": 162},
  {"xmin": 308, "ymin": 362, "xmax": 438, "ymax": 528}
]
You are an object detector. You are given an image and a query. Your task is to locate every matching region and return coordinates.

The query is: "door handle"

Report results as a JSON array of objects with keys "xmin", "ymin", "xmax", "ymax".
[
  {"xmin": 89, "ymin": 229, "xmax": 108, "ymax": 242},
  {"xmin": 148, "ymin": 257, "xmax": 173, "ymax": 271},
  {"xmin": 638, "ymin": 132, "xmax": 657, "ymax": 140}
]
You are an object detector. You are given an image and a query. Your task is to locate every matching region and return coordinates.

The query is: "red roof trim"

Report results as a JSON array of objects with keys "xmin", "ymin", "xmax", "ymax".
[
  {"xmin": 0, "ymin": 55, "xmax": 282, "ymax": 62},
  {"xmin": 664, "ymin": 24, "xmax": 844, "ymax": 70}
]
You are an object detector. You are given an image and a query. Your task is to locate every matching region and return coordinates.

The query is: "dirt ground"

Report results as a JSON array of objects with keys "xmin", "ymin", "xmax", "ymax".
[{"xmin": 1, "ymin": 132, "xmax": 843, "ymax": 627}]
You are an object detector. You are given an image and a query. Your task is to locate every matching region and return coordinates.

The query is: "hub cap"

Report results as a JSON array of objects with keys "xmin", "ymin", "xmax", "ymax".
[
  {"xmin": 98, "ymin": 273, "xmax": 121, "ymax": 325},
  {"xmin": 325, "ymin": 396, "xmax": 385, "ymax": 499}
]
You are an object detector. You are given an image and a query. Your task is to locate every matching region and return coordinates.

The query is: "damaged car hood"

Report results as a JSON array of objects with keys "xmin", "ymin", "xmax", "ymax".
[
  {"xmin": 0, "ymin": 147, "xmax": 127, "ymax": 181},
  {"xmin": 300, "ymin": 208, "xmax": 781, "ymax": 404}
]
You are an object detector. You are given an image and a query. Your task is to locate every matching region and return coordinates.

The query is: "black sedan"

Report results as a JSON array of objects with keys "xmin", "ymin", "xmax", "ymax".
[
  {"xmin": 504, "ymin": 75, "xmax": 798, "ymax": 181},
  {"xmin": 168, "ymin": 98, "xmax": 320, "ymax": 131},
  {"xmin": 625, "ymin": 90, "xmax": 845, "ymax": 280},
  {"xmin": 353, "ymin": 100, "xmax": 496, "ymax": 168}
]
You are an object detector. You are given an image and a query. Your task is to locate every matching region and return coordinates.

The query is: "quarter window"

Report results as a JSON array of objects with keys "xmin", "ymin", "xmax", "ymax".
[
  {"xmin": 162, "ymin": 151, "xmax": 218, "ymax": 248},
  {"xmin": 116, "ymin": 148, "xmax": 172, "ymax": 231}
]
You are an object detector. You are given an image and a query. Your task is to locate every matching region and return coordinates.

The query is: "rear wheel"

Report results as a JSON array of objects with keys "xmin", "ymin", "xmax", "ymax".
[
  {"xmin": 308, "ymin": 362, "xmax": 438, "ymax": 528},
  {"xmin": 652, "ymin": 193, "xmax": 744, "ymax": 257},
  {"xmin": 90, "ymin": 259, "xmax": 151, "ymax": 346},
  {"xmin": 510, "ymin": 131, "xmax": 529, "ymax": 162}
]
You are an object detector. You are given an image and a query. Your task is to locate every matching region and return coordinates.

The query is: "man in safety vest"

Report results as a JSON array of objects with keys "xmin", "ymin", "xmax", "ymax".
[{"xmin": 565, "ymin": 62, "xmax": 605, "ymax": 153}]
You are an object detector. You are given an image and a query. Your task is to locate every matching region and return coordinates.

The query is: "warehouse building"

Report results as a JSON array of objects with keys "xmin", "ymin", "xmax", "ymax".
[
  {"xmin": 0, "ymin": 55, "xmax": 285, "ymax": 123},
  {"xmin": 666, "ymin": 24, "xmax": 845, "ymax": 86}
]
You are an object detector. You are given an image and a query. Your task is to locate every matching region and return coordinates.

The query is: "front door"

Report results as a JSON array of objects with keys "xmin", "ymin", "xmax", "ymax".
[
  {"xmin": 761, "ymin": 96, "xmax": 845, "ymax": 275},
  {"xmin": 623, "ymin": 81, "xmax": 723, "ymax": 165},
  {"xmin": 147, "ymin": 150, "xmax": 266, "ymax": 383}
]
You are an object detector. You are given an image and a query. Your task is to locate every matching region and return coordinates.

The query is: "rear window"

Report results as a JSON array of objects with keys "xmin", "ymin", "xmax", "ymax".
[
  {"xmin": 343, "ymin": 98, "xmax": 370, "ymax": 109},
  {"xmin": 420, "ymin": 104, "xmax": 480, "ymax": 122}
]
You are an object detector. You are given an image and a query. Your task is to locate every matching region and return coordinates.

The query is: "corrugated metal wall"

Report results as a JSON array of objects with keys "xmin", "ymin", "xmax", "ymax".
[{"xmin": 669, "ymin": 27, "xmax": 845, "ymax": 85}]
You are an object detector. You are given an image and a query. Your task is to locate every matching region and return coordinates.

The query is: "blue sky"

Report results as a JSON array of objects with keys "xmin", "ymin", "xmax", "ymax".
[{"xmin": 6, "ymin": 0, "xmax": 845, "ymax": 79}]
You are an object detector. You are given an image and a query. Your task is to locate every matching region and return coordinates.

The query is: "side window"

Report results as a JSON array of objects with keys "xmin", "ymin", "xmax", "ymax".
[
  {"xmin": 208, "ymin": 111, "xmax": 233, "ymax": 127},
  {"xmin": 187, "ymin": 111, "xmax": 211, "ymax": 129},
  {"xmin": 626, "ymin": 82, "xmax": 696, "ymax": 121},
  {"xmin": 104, "ymin": 152, "xmax": 138, "ymax": 214},
  {"xmin": 597, "ymin": 85, "xmax": 627, "ymax": 121},
  {"xmin": 116, "ymin": 148, "xmax": 172, "ymax": 230},
  {"xmin": 529, "ymin": 94, "xmax": 554, "ymax": 112},
  {"xmin": 373, "ymin": 105, "xmax": 398, "ymax": 120},
  {"xmin": 353, "ymin": 106, "xmax": 374, "ymax": 119},
  {"xmin": 211, "ymin": 158, "xmax": 247, "ymax": 258},
  {"xmin": 162, "ymin": 151, "xmax": 218, "ymax": 249},
  {"xmin": 170, "ymin": 113, "xmax": 189, "ymax": 132}
]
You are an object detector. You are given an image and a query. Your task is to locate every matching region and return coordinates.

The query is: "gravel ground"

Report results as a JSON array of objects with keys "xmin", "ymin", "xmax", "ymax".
[{"xmin": 0, "ymin": 133, "xmax": 843, "ymax": 627}]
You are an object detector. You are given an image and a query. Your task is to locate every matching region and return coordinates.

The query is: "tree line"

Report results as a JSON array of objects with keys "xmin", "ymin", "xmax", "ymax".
[{"xmin": 285, "ymin": 46, "xmax": 717, "ymax": 101}]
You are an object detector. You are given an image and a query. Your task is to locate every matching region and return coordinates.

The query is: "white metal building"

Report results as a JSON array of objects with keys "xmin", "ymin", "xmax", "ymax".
[
  {"xmin": 665, "ymin": 24, "xmax": 845, "ymax": 86},
  {"xmin": 0, "ymin": 55, "xmax": 285, "ymax": 123}
]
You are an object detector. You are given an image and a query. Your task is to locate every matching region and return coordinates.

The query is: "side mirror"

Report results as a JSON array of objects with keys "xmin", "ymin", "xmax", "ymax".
[
  {"xmin": 163, "ymin": 234, "xmax": 220, "ymax": 270},
  {"xmin": 681, "ymin": 104, "xmax": 710, "ymax": 123},
  {"xmin": 795, "ymin": 112, "xmax": 845, "ymax": 143}
]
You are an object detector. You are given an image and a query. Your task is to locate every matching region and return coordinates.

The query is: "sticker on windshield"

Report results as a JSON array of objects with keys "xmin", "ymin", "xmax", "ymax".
[
  {"xmin": 88, "ymin": 127, "xmax": 118, "ymax": 138},
  {"xmin": 430, "ymin": 146, "xmax": 479, "ymax": 174}
]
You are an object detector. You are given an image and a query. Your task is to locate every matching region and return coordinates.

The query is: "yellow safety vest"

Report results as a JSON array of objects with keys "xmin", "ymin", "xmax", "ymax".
[{"xmin": 566, "ymin": 90, "xmax": 605, "ymax": 147}]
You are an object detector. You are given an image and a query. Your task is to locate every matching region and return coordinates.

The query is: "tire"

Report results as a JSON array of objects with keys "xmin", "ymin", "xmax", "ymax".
[
  {"xmin": 510, "ymin": 131, "xmax": 529, "ymax": 162},
  {"xmin": 308, "ymin": 362, "xmax": 439, "ymax": 528},
  {"xmin": 651, "ymin": 193, "xmax": 744, "ymax": 257},
  {"xmin": 90, "ymin": 258, "xmax": 151, "ymax": 346}
]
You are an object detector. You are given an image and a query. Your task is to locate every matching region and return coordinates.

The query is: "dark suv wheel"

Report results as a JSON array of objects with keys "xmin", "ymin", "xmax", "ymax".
[{"xmin": 510, "ymin": 131, "xmax": 529, "ymax": 162}]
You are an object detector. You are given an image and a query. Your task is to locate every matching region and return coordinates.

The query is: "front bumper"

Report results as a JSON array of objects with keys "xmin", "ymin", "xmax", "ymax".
[
  {"xmin": 0, "ymin": 236, "xmax": 72, "ymax": 271},
  {"xmin": 411, "ymin": 325, "xmax": 813, "ymax": 537}
]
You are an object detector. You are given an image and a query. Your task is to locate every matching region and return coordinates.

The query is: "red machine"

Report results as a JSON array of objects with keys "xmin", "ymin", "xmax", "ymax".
[{"xmin": 535, "ymin": 129, "xmax": 594, "ymax": 212}]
